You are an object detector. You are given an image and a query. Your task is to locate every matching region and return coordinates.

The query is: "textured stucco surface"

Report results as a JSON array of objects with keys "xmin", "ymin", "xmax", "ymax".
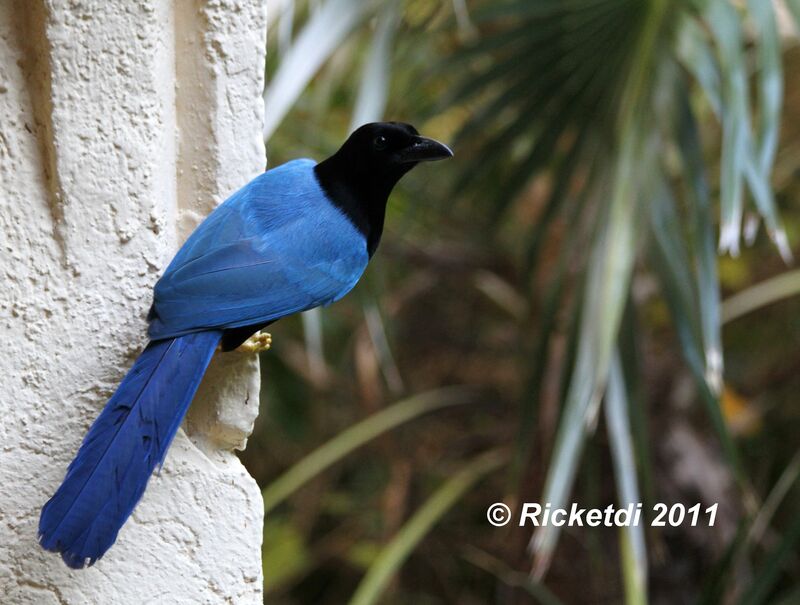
[{"xmin": 0, "ymin": 1, "xmax": 267, "ymax": 602}]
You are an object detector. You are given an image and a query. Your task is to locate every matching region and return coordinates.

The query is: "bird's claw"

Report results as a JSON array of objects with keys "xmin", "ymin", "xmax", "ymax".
[{"xmin": 235, "ymin": 331, "xmax": 272, "ymax": 354}]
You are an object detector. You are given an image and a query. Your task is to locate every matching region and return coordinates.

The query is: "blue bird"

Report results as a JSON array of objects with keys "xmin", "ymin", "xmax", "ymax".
[{"xmin": 39, "ymin": 122, "xmax": 452, "ymax": 569}]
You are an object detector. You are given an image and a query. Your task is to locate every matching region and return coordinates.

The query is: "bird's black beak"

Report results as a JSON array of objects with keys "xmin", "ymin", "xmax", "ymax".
[{"xmin": 397, "ymin": 136, "xmax": 454, "ymax": 163}]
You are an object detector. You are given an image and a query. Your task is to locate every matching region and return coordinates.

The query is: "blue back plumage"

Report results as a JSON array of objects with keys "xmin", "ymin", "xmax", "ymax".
[{"xmin": 148, "ymin": 159, "xmax": 369, "ymax": 340}]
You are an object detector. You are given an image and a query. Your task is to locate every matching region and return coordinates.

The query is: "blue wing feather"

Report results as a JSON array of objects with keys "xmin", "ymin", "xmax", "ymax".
[{"xmin": 148, "ymin": 159, "xmax": 369, "ymax": 339}]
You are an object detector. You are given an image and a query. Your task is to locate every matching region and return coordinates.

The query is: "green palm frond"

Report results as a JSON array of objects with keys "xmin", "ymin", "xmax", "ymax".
[
  {"xmin": 349, "ymin": 450, "xmax": 508, "ymax": 605},
  {"xmin": 261, "ymin": 387, "xmax": 475, "ymax": 515},
  {"xmin": 263, "ymin": 0, "xmax": 384, "ymax": 140},
  {"xmin": 451, "ymin": 0, "xmax": 648, "ymax": 220},
  {"xmin": 450, "ymin": 0, "xmax": 793, "ymax": 585}
]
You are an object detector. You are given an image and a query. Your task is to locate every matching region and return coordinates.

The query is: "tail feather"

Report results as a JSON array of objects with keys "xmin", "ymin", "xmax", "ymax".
[{"xmin": 39, "ymin": 330, "xmax": 222, "ymax": 569}]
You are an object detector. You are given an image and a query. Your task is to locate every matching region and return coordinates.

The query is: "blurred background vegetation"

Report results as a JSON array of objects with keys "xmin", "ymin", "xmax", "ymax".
[{"xmin": 238, "ymin": 1, "xmax": 800, "ymax": 603}]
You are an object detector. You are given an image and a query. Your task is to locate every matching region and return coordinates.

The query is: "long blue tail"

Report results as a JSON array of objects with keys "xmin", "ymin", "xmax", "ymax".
[{"xmin": 39, "ymin": 330, "xmax": 222, "ymax": 569}]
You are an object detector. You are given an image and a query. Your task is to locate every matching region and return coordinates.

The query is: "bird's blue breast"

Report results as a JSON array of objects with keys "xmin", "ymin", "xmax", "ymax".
[{"xmin": 148, "ymin": 159, "xmax": 369, "ymax": 340}]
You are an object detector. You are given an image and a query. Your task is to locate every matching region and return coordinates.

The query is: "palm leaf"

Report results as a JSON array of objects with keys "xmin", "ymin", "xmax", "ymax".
[
  {"xmin": 461, "ymin": 546, "xmax": 566, "ymax": 605},
  {"xmin": 349, "ymin": 2, "xmax": 400, "ymax": 129},
  {"xmin": 648, "ymin": 178, "xmax": 741, "ymax": 474},
  {"xmin": 677, "ymin": 2, "xmax": 792, "ymax": 260},
  {"xmin": 786, "ymin": 0, "xmax": 800, "ymax": 30},
  {"xmin": 705, "ymin": 0, "xmax": 749, "ymax": 256},
  {"xmin": 451, "ymin": 0, "xmax": 644, "ymax": 214},
  {"xmin": 738, "ymin": 514, "xmax": 800, "ymax": 605},
  {"xmin": 721, "ymin": 269, "xmax": 800, "ymax": 323},
  {"xmin": 263, "ymin": 0, "xmax": 380, "ymax": 139},
  {"xmin": 261, "ymin": 387, "xmax": 475, "ymax": 515},
  {"xmin": 348, "ymin": 450, "xmax": 507, "ymax": 605},
  {"xmin": 530, "ymin": 0, "xmax": 671, "ymax": 576},
  {"xmin": 605, "ymin": 352, "xmax": 648, "ymax": 605},
  {"xmin": 677, "ymin": 93, "xmax": 724, "ymax": 394}
]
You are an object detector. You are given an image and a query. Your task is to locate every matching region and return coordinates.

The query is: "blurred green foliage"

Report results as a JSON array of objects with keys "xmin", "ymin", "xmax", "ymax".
[{"xmin": 238, "ymin": 1, "xmax": 800, "ymax": 603}]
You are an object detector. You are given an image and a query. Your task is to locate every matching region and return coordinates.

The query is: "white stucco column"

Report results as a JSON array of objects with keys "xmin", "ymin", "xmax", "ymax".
[{"xmin": 0, "ymin": 1, "xmax": 268, "ymax": 602}]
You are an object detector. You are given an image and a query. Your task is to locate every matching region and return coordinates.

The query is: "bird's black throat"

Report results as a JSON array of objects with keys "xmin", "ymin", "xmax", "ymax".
[
  {"xmin": 313, "ymin": 122, "xmax": 451, "ymax": 257},
  {"xmin": 314, "ymin": 149, "xmax": 411, "ymax": 258}
]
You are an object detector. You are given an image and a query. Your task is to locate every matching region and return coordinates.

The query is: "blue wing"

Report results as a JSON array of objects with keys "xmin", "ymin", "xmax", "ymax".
[{"xmin": 148, "ymin": 159, "xmax": 369, "ymax": 340}]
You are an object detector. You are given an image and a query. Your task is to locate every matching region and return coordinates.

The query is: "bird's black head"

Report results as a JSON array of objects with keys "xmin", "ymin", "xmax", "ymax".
[{"xmin": 315, "ymin": 122, "xmax": 452, "ymax": 256}]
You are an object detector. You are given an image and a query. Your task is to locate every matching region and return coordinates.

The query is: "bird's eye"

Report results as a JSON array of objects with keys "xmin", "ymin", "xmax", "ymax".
[{"xmin": 373, "ymin": 135, "xmax": 388, "ymax": 150}]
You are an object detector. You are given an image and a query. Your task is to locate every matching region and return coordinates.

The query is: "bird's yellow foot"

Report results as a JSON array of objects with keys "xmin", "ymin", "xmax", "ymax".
[{"xmin": 235, "ymin": 331, "xmax": 272, "ymax": 354}]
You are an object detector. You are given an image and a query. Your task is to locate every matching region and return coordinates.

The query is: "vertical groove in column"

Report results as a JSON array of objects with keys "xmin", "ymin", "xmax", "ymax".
[
  {"xmin": 174, "ymin": 0, "xmax": 221, "ymax": 241},
  {"xmin": 11, "ymin": 0, "xmax": 69, "ymax": 268}
]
